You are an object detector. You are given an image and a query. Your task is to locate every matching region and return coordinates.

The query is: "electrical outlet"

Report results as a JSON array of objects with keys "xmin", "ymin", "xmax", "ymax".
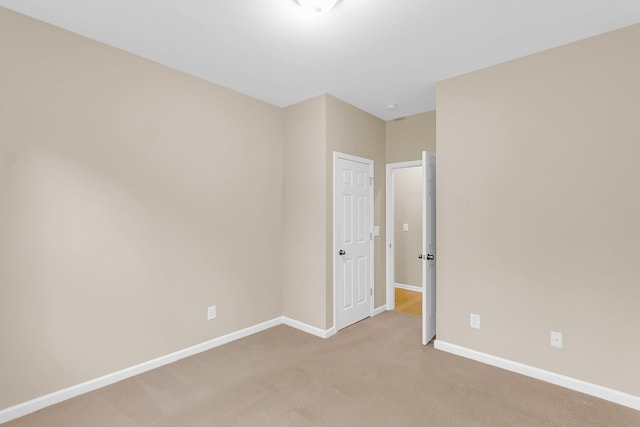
[
  {"xmin": 470, "ymin": 313, "xmax": 481, "ymax": 329},
  {"xmin": 550, "ymin": 331, "xmax": 563, "ymax": 348},
  {"xmin": 207, "ymin": 305, "xmax": 217, "ymax": 320}
]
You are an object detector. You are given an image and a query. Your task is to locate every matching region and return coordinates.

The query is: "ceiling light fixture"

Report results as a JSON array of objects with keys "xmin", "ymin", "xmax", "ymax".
[
  {"xmin": 293, "ymin": 0, "xmax": 340, "ymax": 13},
  {"xmin": 386, "ymin": 103, "xmax": 398, "ymax": 110}
]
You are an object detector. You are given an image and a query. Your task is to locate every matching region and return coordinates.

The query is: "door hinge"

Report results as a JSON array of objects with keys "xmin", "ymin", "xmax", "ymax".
[
  {"xmin": 370, "ymin": 232, "xmax": 373, "ymax": 240},
  {"xmin": 370, "ymin": 288, "xmax": 373, "ymax": 296},
  {"xmin": 369, "ymin": 176, "xmax": 374, "ymax": 186}
]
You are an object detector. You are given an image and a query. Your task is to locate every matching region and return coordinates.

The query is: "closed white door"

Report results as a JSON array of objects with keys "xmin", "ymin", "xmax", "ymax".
[
  {"xmin": 335, "ymin": 153, "xmax": 373, "ymax": 331},
  {"xmin": 422, "ymin": 151, "xmax": 436, "ymax": 345}
]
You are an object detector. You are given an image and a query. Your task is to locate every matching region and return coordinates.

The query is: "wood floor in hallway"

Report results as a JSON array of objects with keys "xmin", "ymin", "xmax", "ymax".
[{"xmin": 394, "ymin": 288, "xmax": 421, "ymax": 317}]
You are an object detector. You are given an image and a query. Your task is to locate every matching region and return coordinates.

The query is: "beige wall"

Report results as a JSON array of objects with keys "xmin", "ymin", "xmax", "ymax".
[
  {"xmin": 326, "ymin": 95, "xmax": 387, "ymax": 318},
  {"xmin": 281, "ymin": 95, "xmax": 386, "ymax": 330},
  {"xmin": 393, "ymin": 167, "xmax": 422, "ymax": 287},
  {"xmin": 437, "ymin": 24, "xmax": 640, "ymax": 396},
  {"xmin": 386, "ymin": 111, "xmax": 436, "ymax": 163},
  {"xmin": 0, "ymin": 8, "xmax": 284, "ymax": 409},
  {"xmin": 282, "ymin": 96, "xmax": 327, "ymax": 328}
]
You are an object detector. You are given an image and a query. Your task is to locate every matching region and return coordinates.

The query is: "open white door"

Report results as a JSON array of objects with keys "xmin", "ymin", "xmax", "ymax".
[{"xmin": 421, "ymin": 151, "xmax": 436, "ymax": 345}]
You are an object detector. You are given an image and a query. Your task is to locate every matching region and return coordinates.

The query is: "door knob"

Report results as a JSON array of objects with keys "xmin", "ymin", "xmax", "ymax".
[
  {"xmin": 418, "ymin": 254, "xmax": 423, "ymax": 259},
  {"xmin": 339, "ymin": 250, "xmax": 346, "ymax": 256},
  {"xmin": 426, "ymin": 254, "xmax": 435, "ymax": 260}
]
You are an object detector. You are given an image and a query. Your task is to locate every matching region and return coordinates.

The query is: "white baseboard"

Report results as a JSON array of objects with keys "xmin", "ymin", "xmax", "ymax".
[
  {"xmin": 0, "ymin": 317, "xmax": 282, "ymax": 424},
  {"xmin": 394, "ymin": 282, "xmax": 423, "ymax": 293},
  {"xmin": 281, "ymin": 316, "xmax": 335, "ymax": 339},
  {"xmin": 0, "ymin": 315, "xmax": 341, "ymax": 424},
  {"xmin": 434, "ymin": 340, "xmax": 640, "ymax": 412},
  {"xmin": 372, "ymin": 305, "xmax": 387, "ymax": 316}
]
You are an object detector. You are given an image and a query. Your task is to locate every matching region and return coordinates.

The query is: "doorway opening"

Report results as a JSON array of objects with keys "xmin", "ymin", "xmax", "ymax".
[
  {"xmin": 385, "ymin": 152, "xmax": 436, "ymax": 345},
  {"xmin": 385, "ymin": 160, "xmax": 422, "ymax": 313}
]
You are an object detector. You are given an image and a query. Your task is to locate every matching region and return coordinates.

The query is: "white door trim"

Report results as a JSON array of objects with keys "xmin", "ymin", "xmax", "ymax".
[
  {"xmin": 385, "ymin": 160, "xmax": 422, "ymax": 311},
  {"xmin": 333, "ymin": 151, "xmax": 375, "ymax": 331}
]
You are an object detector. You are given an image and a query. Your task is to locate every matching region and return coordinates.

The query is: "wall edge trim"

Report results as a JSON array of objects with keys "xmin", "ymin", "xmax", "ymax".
[
  {"xmin": 372, "ymin": 305, "xmax": 387, "ymax": 316},
  {"xmin": 434, "ymin": 340, "xmax": 640, "ymax": 411},
  {"xmin": 394, "ymin": 282, "xmax": 423, "ymax": 293},
  {"xmin": 281, "ymin": 316, "xmax": 335, "ymax": 339},
  {"xmin": 1, "ymin": 316, "xmax": 342, "ymax": 423},
  {"xmin": 0, "ymin": 317, "xmax": 283, "ymax": 424}
]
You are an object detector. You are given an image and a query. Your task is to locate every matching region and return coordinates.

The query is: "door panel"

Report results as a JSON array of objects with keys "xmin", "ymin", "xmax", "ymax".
[
  {"xmin": 343, "ymin": 194, "xmax": 353, "ymax": 244},
  {"xmin": 343, "ymin": 259, "xmax": 353, "ymax": 309},
  {"xmin": 335, "ymin": 155, "xmax": 372, "ymax": 331},
  {"xmin": 422, "ymin": 151, "xmax": 437, "ymax": 345}
]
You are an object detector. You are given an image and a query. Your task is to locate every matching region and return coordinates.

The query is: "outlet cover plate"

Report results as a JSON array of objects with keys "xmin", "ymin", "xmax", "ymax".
[
  {"xmin": 207, "ymin": 306, "xmax": 217, "ymax": 320},
  {"xmin": 470, "ymin": 313, "xmax": 481, "ymax": 329},
  {"xmin": 550, "ymin": 330, "xmax": 563, "ymax": 348}
]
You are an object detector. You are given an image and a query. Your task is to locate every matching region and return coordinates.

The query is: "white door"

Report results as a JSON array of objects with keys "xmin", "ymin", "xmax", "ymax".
[
  {"xmin": 335, "ymin": 153, "xmax": 373, "ymax": 331},
  {"xmin": 421, "ymin": 151, "xmax": 436, "ymax": 345}
]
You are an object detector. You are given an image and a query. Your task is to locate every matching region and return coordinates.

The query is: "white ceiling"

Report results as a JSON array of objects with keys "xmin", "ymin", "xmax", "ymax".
[{"xmin": 1, "ymin": 0, "xmax": 639, "ymax": 120}]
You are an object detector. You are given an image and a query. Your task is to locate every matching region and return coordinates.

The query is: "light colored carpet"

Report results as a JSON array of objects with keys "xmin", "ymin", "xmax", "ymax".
[{"xmin": 4, "ymin": 312, "xmax": 639, "ymax": 426}]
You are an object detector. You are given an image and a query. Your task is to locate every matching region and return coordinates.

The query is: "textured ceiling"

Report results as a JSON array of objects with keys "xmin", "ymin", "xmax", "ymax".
[{"xmin": 1, "ymin": 0, "xmax": 639, "ymax": 120}]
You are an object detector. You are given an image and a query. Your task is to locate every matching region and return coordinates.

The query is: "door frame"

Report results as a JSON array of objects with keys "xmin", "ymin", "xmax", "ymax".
[
  {"xmin": 385, "ymin": 160, "xmax": 422, "ymax": 311},
  {"xmin": 333, "ymin": 151, "xmax": 375, "ymax": 331}
]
